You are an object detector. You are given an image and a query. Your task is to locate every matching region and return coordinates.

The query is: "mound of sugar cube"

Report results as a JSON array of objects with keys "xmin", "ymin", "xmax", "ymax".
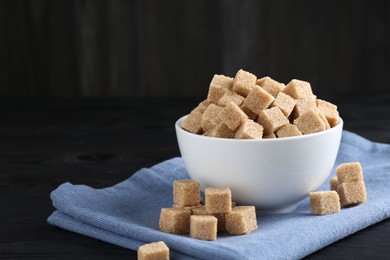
[
  {"xmin": 159, "ymin": 179, "xmax": 257, "ymax": 241},
  {"xmin": 181, "ymin": 69, "xmax": 340, "ymax": 139},
  {"xmin": 311, "ymin": 162, "xmax": 367, "ymax": 215},
  {"xmin": 335, "ymin": 162, "xmax": 367, "ymax": 207}
]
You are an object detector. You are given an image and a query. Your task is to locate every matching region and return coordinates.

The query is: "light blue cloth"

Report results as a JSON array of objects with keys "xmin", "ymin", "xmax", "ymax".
[{"xmin": 48, "ymin": 131, "xmax": 390, "ymax": 259}]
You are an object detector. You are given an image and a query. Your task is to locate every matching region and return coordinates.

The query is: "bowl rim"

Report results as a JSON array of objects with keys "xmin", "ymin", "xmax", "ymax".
[{"xmin": 175, "ymin": 115, "xmax": 343, "ymax": 143}]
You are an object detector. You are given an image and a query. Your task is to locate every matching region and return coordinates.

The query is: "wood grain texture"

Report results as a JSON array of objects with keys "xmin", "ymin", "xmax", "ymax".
[
  {"xmin": 1, "ymin": 0, "xmax": 390, "ymax": 97},
  {"xmin": 0, "ymin": 95, "xmax": 389, "ymax": 259}
]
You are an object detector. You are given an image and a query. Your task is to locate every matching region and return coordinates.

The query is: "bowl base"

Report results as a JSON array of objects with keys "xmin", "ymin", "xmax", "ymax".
[{"xmin": 256, "ymin": 203, "xmax": 298, "ymax": 215}]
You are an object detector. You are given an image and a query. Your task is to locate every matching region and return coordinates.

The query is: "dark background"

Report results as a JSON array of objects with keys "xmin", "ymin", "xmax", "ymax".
[{"xmin": 1, "ymin": 0, "xmax": 390, "ymax": 98}]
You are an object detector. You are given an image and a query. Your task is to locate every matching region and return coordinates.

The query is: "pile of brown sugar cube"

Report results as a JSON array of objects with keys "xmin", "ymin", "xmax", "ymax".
[
  {"xmin": 181, "ymin": 69, "xmax": 340, "ymax": 139},
  {"xmin": 138, "ymin": 180, "xmax": 257, "ymax": 259},
  {"xmin": 310, "ymin": 162, "xmax": 367, "ymax": 215},
  {"xmin": 160, "ymin": 180, "xmax": 257, "ymax": 240}
]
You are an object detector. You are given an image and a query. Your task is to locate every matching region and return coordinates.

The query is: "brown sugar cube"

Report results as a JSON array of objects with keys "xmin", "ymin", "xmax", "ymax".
[
  {"xmin": 330, "ymin": 176, "xmax": 339, "ymax": 191},
  {"xmin": 291, "ymin": 98, "xmax": 318, "ymax": 120},
  {"xmin": 272, "ymin": 92, "xmax": 296, "ymax": 117},
  {"xmin": 316, "ymin": 99, "xmax": 340, "ymax": 127},
  {"xmin": 207, "ymin": 84, "xmax": 229, "ymax": 104},
  {"xmin": 201, "ymin": 104, "xmax": 223, "ymax": 132},
  {"xmin": 211, "ymin": 74, "xmax": 234, "ymax": 89},
  {"xmin": 263, "ymin": 132, "xmax": 276, "ymax": 139},
  {"xmin": 294, "ymin": 109, "xmax": 326, "ymax": 135},
  {"xmin": 181, "ymin": 110, "xmax": 203, "ymax": 134},
  {"xmin": 336, "ymin": 162, "xmax": 363, "ymax": 184},
  {"xmin": 218, "ymin": 90, "xmax": 245, "ymax": 107},
  {"xmin": 235, "ymin": 119, "xmax": 263, "ymax": 139},
  {"xmin": 192, "ymin": 206, "xmax": 225, "ymax": 232},
  {"xmin": 173, "ymin": 180, "xmax": 201, "ymax": 207},
  {"xmin": 225, "ymin": 206, "xmax": 257, "ymax": 235},
  {"xmin": 159, "ymin": 208, "xmax": 192, "ymax": 234},
  {"xmin": 193, "ymin": 99, "xmax": 212, "ymax": 114},
  {"xmin": 318, "ymin": 111, "xmax": 331, "ymax": 130},
  {"xmin": 190, "ymin": 215, "xmax": 217, "ymax": 241},
  {"xmin": 219, "ymin": 101, "xmax": 248, "ymax": 131},
  {"xmin": 276, "ymin": 124, "xmax": 302, "ymax": 138},
  {"xmin": 257, "ymin": 76, "xmax": 285, "ymax": 98},
  {"xmin": 283, "ymin": 79, "xmax": 314, "ymax": 100},
  {"xmin": 232, "ymin": 69, "xmax": 257, "ymax": 97},
  {"xmin": 240, "ymin": 104, "xmax": 258, "ymax": 121},
  {"xmin": 257, "ymin": 107, "xmax": 289, "ymax": 135},
  {"xmin": 337, "ymin": 181, "xmax": 367, "ymax": 207},
  {"xmin": 310, "ymin": 191, "xmax": 340, "ymax": 215},
  {"xmin": 205, "ymin": 187, "xmax": 232, "ymax": 213},
  {"xmin": 207, "ymin": 122, "xmax": 235, "ymax": 138},
  {"xmin": 138, "ymin": 241, "xmax": 169, "ymax": 260},
  {"xmin": 241, "ymin": 85, "xmax": 275, "ymax": 116}
]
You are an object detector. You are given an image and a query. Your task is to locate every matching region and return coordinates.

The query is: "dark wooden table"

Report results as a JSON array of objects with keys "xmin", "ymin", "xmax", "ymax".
[{"xmin": 1, "ymin": 95, "xmax": 389, "ymax": 259}]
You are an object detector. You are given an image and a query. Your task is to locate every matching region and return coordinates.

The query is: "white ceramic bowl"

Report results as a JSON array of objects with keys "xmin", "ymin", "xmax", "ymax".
[{"xmin": 175, "ymin": 116, "xmax": 343, "ymax": 213}]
